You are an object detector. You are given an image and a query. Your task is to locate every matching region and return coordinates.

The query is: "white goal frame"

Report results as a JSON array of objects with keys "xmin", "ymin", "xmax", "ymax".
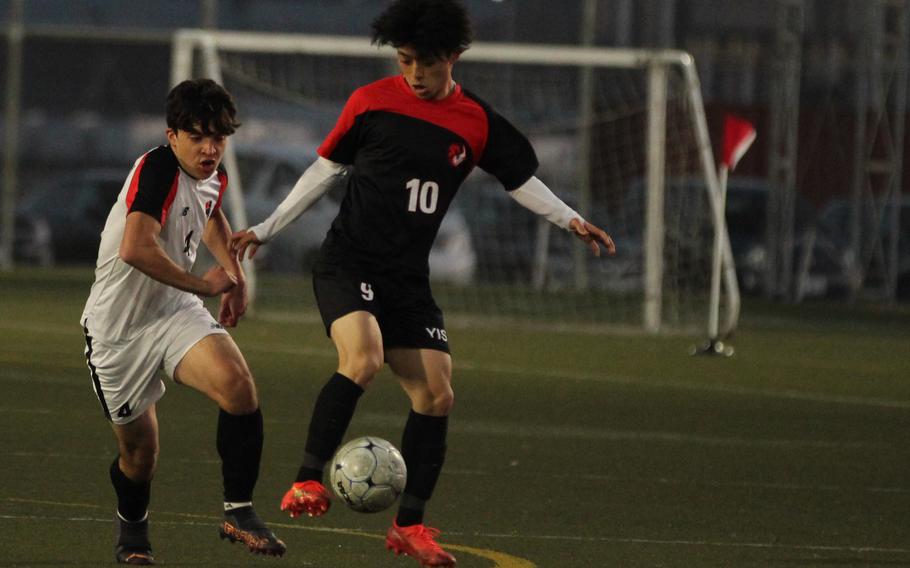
[{"xmin": 171, "ymin": 29, "xmax": 740, "ymax": 336}]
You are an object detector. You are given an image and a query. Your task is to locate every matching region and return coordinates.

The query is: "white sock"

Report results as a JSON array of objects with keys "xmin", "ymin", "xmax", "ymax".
[
  {"xmin": 117, "ymin": 510, "xmax": 148, "ymax": 523},
  {"xmin": 224, "ymin": 501, "xmax": 253, "ymax": 511}
]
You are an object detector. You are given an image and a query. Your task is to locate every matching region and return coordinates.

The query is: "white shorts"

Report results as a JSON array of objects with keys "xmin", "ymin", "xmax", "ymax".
[{"xmin": 82, "ymin": 302, "xmax": 229, "ymax": 425}]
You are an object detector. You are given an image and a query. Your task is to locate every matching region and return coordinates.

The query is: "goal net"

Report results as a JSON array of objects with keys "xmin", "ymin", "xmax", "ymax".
[{"xmin": 172, "ymin": 30, "xmax": 738, "ymax": 335}]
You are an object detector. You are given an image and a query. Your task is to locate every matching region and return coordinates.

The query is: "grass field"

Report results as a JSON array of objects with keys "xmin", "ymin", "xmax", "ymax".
[{"xmin": 1, "ymin": 267, "xmax": 909, "ymax": 567}]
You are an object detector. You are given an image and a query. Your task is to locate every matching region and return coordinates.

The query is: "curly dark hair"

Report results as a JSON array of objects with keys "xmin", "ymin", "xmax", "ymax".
[
  {"xmin": 166, "ymin": 78, "xmax": 240, "ymax": 136},
  {"xmin": 371, "ymin": 0, "xmax": 473, "ymax": 60}
]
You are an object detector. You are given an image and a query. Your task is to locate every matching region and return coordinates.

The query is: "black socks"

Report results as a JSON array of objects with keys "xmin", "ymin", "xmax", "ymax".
[
  {"xmin": 110, "ymin": 407, "xmax": 263, "ymax": 528},
  {"xmin": 297, "ymin": 373, "xmax": 364, "ymax": 483},
  {"xmin": 396, "ymin": 410, "xmax": 448, "ymax": 527},
  {"xmin": 109, "ymin": 458, "xmax": 150, "ymax": 523},
  {"xmin": 217, "ymin": 407, "xmax": 264, "ymax": 503}
]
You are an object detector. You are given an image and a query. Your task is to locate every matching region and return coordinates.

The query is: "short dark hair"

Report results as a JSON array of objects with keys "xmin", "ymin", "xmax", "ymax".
[
  {"xmin": 371, "ymin": 0, "xmax": 473, "ymax": 60},
  {"xmin": 166, "ymin": 78, "xmax": 240, "ymax": 136}
]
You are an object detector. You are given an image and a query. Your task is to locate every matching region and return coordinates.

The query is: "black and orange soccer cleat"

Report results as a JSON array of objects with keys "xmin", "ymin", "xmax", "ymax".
[
  {"xmin": 116, "ymin": 547, "xmax": 155, "ymax": 566},
  {"xmin": 219, "ymin": 506, "xmax": 287, "ymax": 557},
  {"xmin": 385, "ymin": 521, "xmax": 457, "ymax": 567},
  {"xmin": 115, "ymin": 515, "xmax": 155, "ymax": 565},
  {"xmin": 280, "ymin": 480, "xmax": 332, "ymax": 518}
]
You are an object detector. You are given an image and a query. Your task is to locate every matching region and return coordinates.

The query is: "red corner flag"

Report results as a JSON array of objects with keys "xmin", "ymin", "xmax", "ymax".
[{"xmin": 721, "ymin": 114, "xmax": 757, "ymax": 171}]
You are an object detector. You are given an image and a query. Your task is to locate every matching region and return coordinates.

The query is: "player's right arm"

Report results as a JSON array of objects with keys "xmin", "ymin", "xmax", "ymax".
[
  {"xmin": 120, "ymin": 211, "xmax": 236, "ymax": 297},
  {"xmin": 231, "ymin": 156, "xmax": 348, "ymax": 261}
]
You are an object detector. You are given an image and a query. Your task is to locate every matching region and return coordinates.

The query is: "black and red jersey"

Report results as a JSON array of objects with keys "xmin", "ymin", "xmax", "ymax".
[{"xmin": 317, "ymin": 75, "xmax": 538, "ymax": 276}]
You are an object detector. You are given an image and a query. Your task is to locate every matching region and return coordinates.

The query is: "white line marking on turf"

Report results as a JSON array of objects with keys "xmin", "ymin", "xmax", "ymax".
[
  {"xmin": 240, "ymin": 341, "xmax": 910, "ymax": 411},
  {"xmin": 2, "ymin": 395, "xmax": 901, "ymax": 452},
  {"xmin": 3, "ymin": 402, "xmax": 894, "ymax": 451},
  {"xmin": 452, "ymin": 359, "xmax": 910, "ymax": 410},
  {"xmin": 4, "ymin": 320, "xmax": 910, "ymax": 410},
  {"xmin": 470, "ymin": 530, "xmax": 910, "ymax": 555},
  {"xmin": 5, "ymin": 451, "xmax": 908, "ymax": 495},
  {"xmin": 0, "ymin": 504, "xmax": 534, "ymax": 568},
  {"xmin": 350, "ymin": 411, "xmax": 893, "ymax": 451},
  {"xmin": 0, "ymin": 508, "xmax": 907, "ymax": 557}
]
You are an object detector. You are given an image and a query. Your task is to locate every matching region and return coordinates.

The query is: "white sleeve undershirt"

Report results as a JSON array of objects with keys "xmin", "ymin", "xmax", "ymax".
[
  {"xmin": 249, "ymin": 156, "xmax": 348, "ymax": 243},
  {"xmin": 508, "ymin": 176, "xmax": 582, "ymax": 230}
]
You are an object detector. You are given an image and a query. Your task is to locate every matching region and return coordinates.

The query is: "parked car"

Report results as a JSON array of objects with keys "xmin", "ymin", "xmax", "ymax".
[
  {"xmin": 234, "ymin": 145, "xmax": 338, "ymax": 273},
  {"xmin": 814, "ymin": 196, "xmax": 910, "ymax": 299},
  {"xmin": 719, "ymin": 177, "xmax": 820, "ymax": 296},
  {"xmin": 591, "ymin": 176, "xmax": 827, "ymax": 297},
  {"xmin": 16, "ymin": 168, "xmax": 125, "ymax": 264},
  {"xmin": 12, "ymin": 211, "xmax": 54, "ymax": 267}
]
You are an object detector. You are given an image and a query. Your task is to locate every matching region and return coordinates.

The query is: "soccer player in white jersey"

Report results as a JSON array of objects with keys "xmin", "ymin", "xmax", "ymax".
[
  {"xmin": 81, "ymin": 79, "xmax": 285, "ymax": 565},
  {"xmin": 232, "ymin": 1, "xmax": 615, "ymax": 566}
]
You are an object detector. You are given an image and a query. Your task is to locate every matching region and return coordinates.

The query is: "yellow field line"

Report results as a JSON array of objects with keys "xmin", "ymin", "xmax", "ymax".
[{"xmin": 3, "ymin": 497, "xmax": 537, "ymax": 568}]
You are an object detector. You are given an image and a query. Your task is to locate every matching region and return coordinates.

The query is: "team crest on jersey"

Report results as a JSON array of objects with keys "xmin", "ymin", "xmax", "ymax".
[
  {"xmin": 204, "ymin": 200, "xmax": 213, "ymax": 217},
  {"xmin": 447, "ymin": 142, "xmax": 467, "ymax": 167}
]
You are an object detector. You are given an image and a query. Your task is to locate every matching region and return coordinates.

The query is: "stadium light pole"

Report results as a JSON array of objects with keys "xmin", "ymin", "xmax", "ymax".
[
  {"xmin": 572, "ymin": 0, "xmax": 598, "ymax": 291},
  {"xmin": 1, "ymin": 0, "xmax": 24, "ymax": 272},
  {"xmin": 200, "ymin": 0, "xmax": 218, "ymax": 30}
]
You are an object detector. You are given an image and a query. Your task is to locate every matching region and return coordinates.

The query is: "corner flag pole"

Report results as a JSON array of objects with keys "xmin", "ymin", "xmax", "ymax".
[{"xmin": 700, "ymin": 114, "xmax": 756, "ymax": 356}]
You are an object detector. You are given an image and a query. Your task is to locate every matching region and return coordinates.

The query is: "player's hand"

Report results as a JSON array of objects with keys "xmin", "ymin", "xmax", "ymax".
[
  {"xmin": 569, "ymin": 218, "xmax": 616, "ymax": 257},
  {"xmin": 218, "ymin": 280, "xmax": 247, "ymax": 327},
  {"xmin": 230, "ymin": 229, "xmax": 263, "ymax": 261},
  {"xmin": 202, "ymin": 265, "xmax": 237, "ymax": 297}
]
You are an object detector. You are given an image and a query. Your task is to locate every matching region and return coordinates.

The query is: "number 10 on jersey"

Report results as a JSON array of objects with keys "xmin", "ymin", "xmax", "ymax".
[{"xmin": 406, "ymin": 178, "xmax": 439, "ymax": 214}]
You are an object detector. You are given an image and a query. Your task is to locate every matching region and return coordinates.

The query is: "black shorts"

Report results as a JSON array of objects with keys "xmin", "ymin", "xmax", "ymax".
[{"xmin": 312, "ymin": 261, "xmax": 450, "ymax": 354}]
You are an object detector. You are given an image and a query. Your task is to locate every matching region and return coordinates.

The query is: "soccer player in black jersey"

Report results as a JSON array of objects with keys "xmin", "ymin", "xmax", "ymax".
[{"xmin": 232, "ymin": 1, "xmax": 615, "ymax": 566}]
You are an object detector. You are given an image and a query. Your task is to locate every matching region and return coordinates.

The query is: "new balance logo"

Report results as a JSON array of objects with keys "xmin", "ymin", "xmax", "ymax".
[
  {"xmin": 426, "ymin": 327, "xmax": 448, "ymax": 342},
  {"xmin": 360, "ymin": 283, "xmax": 374, "ymax": 301},
  {"xmin": 116, "ymin": 403, "xmax": 132, "ymax": 418}
]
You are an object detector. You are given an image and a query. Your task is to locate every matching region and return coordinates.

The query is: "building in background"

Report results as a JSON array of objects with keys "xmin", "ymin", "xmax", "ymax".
[{"xmin": 2, "ymin": 0, "xmax": 907, "ymax": 302}]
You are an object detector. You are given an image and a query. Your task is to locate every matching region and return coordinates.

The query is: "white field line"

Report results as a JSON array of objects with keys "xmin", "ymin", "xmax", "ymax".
[
  {"xmin": 349, "ymin": 411, "xmax": 890, "ymax": 451},
  {"xmin": 3, "ymin": 320, "xmax": 909, "ymax": 410},
  {"xmin": 0, "ymin": 403, "xmax": 894, "ymax": 452},
  {"xmin": 6, "ymin": 450, "xmax": 909, "ymax": 495},
  {"xmin": 0, "ymin": 500, "xmax": 533, "ymax": 568},
  {"xmin": 0, "ymin": 507, "xmax": 908, "ymax": 556},
  {"xmin": 177, "ymin": 336, "xmax": 910, "ymax": 411}
]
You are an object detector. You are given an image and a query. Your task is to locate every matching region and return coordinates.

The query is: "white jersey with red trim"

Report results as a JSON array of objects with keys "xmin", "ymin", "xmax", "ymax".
[{"xmin": 81, "ymin": 145, "xmax": 227, "ymax": 343}]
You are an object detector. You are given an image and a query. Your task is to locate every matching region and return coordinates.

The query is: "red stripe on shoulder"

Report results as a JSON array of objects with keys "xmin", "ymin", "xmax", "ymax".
[
  {"xmin": 318, "ymin": 76, "xmax": 490, "ymax": 162},
  {"xmin": 124, "ymin": 154, "xmax": 149, "ymax": 212},
  {"xmin": 125, "ymin": 146, "xmax": 181, "ymax": 224},
  {"xmin": 318, "ymin": 84, "xmax": 372, "ymax": 159},
  {"xmin": 159, "ymin": 175, "xmax": 180, "ymax": 225},
  {"xmin": 214, "ymin": 168, "xmax": 228, "ymax": 213}
]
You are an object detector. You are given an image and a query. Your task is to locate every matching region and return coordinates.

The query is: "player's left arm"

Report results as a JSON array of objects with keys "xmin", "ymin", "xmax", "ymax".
[
  {"xmin": 203, "ymin": 207, "xmax": 247, "ymax": 327},
  {"xmin": 476, "ymin": 101, "xmax": 615, "ymax": 257},
  {"xmin": 508, "ymin": 176, "xmax": 616, "ymax": 257}
]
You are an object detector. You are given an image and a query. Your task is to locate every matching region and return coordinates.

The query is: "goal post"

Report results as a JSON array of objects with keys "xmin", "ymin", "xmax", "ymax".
[{"xmin": 171, "ymin": 29, "xmax": 739, "ymax": 335}]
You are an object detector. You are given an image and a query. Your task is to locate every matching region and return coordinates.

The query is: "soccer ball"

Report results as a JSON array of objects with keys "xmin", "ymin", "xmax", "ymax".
[{"xmin": 328, "ymin": 436, "xmax": 407, "ymax": 513}]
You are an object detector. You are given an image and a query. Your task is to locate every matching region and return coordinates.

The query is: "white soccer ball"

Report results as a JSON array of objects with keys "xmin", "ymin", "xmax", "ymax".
[{"xmin": 328, "ymin": 436, "xmax": 407, "ymax": 513}]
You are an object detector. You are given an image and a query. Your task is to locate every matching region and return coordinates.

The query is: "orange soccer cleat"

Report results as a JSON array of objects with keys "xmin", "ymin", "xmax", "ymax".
[
  {"xmin": 280, "ymin": 480, "xmax": 332, "ymax": 518},
  {"xmin": 385, "ymin": 521, "xmax": 457, "ymax": 567}
]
